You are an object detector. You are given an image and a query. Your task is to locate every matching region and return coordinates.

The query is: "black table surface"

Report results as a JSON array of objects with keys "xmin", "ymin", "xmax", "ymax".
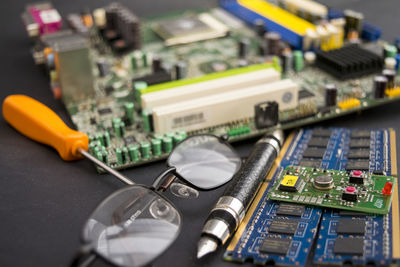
[{"xmin": 0, "ymin": 0, "xmax": 399, "ymax": 266}]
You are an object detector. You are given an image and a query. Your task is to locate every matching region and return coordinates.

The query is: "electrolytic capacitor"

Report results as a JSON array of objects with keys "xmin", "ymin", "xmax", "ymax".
[
  {"xmin": 382, "ymin": 69, "xmax": 396, "ymax": 89},
  {"xmin": 254, "ymin": 19, "xmax": 265, "ymax": 37},
  {"xmin": 265, "ymin": 32, "xmax": 281, "ymax": 56},
  {"xmin": 174, "ymin": 61, "xmax": 187, "ymax": 80},
  {"xmin": 152, "ymin": 56, "xmax": 163, "ymax": 73},
  {"xmin": 324, "ymin": 83, "xmax": 337, "ymax": 107},
  {"xmin": 293, "ymin": 50, "xmax": 304, "ymax": 72},
  {"xmin": 281, "ymin": 51, "xmax": 293, "ymax": 74},
  {"xmin": 373, "ymin": 75, "xmax": 388, "ymax": 99},
  {"xmin": 238, "ymin": 39, "xmax": 250, "ymax": 59}
]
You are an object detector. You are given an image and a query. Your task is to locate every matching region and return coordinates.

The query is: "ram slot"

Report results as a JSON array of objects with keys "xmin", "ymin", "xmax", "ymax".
[
  {"xmin": 141, "ymin": 68, "xmax": 280, "ymax": 111},
  {"xmin": 152, "ymin": 79, "xmax": 299, "ymax": 134}
]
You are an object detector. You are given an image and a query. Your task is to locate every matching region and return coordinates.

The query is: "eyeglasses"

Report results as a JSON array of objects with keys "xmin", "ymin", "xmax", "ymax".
[{"xmin": 71, "ymin": 134, "xmax": 241, "ymax": 267}]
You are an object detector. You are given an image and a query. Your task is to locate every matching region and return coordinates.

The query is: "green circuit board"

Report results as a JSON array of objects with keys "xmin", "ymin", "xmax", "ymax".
[
  {"xmin": 25, "ymin": 3, "xmax": 400, "ymax": 171},
  {"xmin": 269, "ymin": 166, "xmax": 396, "ymax": 215}
]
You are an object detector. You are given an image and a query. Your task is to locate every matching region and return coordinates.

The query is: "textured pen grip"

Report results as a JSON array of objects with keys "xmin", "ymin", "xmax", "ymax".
[{"xmin": 223, "ymin": 141, "xmax": 277, "ymax": 208}]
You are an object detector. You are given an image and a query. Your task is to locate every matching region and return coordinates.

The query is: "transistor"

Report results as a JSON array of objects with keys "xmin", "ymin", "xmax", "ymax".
[{"xmin": 254, "ymin": 101, "xmax": 279, "ymax": 129}]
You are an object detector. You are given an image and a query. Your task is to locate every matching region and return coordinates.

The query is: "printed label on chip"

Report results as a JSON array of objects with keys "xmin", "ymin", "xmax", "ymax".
[
  {"xmin": 281, "ymin": 175, "xmax": 299, "ymax": 187},
  {"xmin": 39, "ymin": 9, "xmax": 61, "ymax": 24}
]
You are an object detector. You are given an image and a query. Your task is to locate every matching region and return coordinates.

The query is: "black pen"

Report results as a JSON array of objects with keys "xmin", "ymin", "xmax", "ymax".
[{"xmin": 196, "ymin": 129, "xmax": 284, "ymax": 258}]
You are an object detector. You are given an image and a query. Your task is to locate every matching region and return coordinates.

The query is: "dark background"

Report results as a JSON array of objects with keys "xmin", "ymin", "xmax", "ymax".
[{"xmin": 0, "ymin": 0, "xmax": 399, "ymax": 266}]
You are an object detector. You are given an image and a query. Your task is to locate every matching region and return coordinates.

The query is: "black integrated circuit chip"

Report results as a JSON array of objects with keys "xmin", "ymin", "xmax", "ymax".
[
  {"xmin": 124, "ymin": 135, "xmax": 136, "ymax": 145},
  {"xmin": 268, "ymin": 218, "xmax": 299, "ymax": 235},
  {"xmin": 302, "ymin": 148, "xmax": 326, "ymax": 158},
  {"xmin": 336, "ymin": 218, "xmax": 366, "ymax": 235},
  {"xmin": 333, "ymin": 237, "xmax": 364, "ymax": 255},
  {"xmin": 346, "ymin": 160, "xmax": 370, "ymax": 171},
  {"xmin": 98, "ymin": 107, "xmax": 112, "ymax": 115},
  {"xmin": 298, "ymin": 159, "xmax": 322, "ymax": 168},
  {"xmin": 276, "ymin": 203, "xmax": 305, "ymax": 217},
  {"xmin": 298, "ymin": 88, "xmax": 315, "ymax": 99},
  {"xmin": 308, "ymin": 137, "xmax": 330, "ymax": 148},
  {"xmin": 349, "ymin": 139, "xmax": 370, "ymax": 148},
  {"xmin": 312, "ymin": 129, "xmax": 332, "ymax": 137},
  {"xmin": 104, "ymin": 86, "xmax": 114, "ymax": 95},
  {"xmin": 351, "ymin": 130, "xmax": 371, "ymax": 139},
  {"xmin": 259, "ymin": 237, "xmax": 291, "ymax": 255},
  {"xmin": 348, "ymin": 149, "xmax": 370, "ymax": 159}
]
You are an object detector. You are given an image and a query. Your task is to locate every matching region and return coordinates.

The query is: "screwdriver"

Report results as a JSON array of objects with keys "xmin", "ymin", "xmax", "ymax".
[{"xmin": 2, "ymin": 94, "xmax": 134, "ymax": 185}]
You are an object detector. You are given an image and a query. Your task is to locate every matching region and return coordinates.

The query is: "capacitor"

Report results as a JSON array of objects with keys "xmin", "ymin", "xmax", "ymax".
[
  {"xmin": 122, "ymin": 147, "xmax": 129, "ymax": 162},
  {"xmin": 384, "ymin": 45, "xmax": 397, "ymax": 58},
  {"xmin": 173, "ymin": 134, "xmax": 184, "ymax": 146},
  {"xmin": 96, "ymin": 151, "xmax": 104, "ymax": 162},
  {"xmin": 140, "ymin": 141, "xmax": 151, "ymax": 159},
  {"xmin": 134, "ymin": 81, "xmax": 148, "ymax": 104},
  {"xmin": 141, "ymin": 110, "xmax": 151, "ymax": 132},
  {"xmin": 151, "ymin": 139, "xmax": 162, "ymax": 156},
  {"xmin": 373, "ymin": 75, "xmax": 388, "ymax": 99},
  {"xmin": 177, "ymin": 130, "xmax": 187, "ymax": 139},
  {"xmin": 304, "ymin": 51, "xmax": 316, "ymax": 65},
  {"xmin": 174, "ymin": 61, "xmax": 187, "ymax": 80},
  {"xmin": 254, "ymin": 19, "xmax": 265, "ymax": 37},
  {"xmin": 97, "ymin": 59, "xmax": 110, "ymax": 77},
  {"xmin": 384, "ymin": 57, "xmax": 397, "ymax": 70},
  {"xmin": 128, "ymin": 145, "xmax": 140, "ymax": 162},
  {"xmin": 265, "ymin": 32, "xmax": 281, "ymax": 56},
  {"xmin": 293, "ymin": 50, "xmax": 304, "ymax": 72},
  {"xmin": 382, "ymin": 69, "xmax": 396, "ymax": 89},
  {"xmin": 119, "ymin": 121, "xmax": 125, "ymax": 137},
  {"xmin": 324, "ymin": 83, "xmax": 337, "ymax": 107},
  {"xmin": 102, "ymin": 151, "xmax": 109, "ymax": 163},
  {"xmin": 162, "ymin": 137, "xmax": 173, "ymax": 153},
  {"xmin": 113, "ymin": 118, "xmax": 122, "ymax": 137},
  {"xmin": 96, "ymin": 133, "xmax": 104, "ymax": 146},
  {"xmin": 238, "ymin": 39, "xmax": 250, "ymax": 59},
  {"xmin": 281, "ymin": 51, "xmax": 293, "ymax": 74},
  {"xmin": 103, "ymin": 131, "xmax": 111, "ymax": 147},
  {"xmin": 152, "ymin": 56, "xmax": 163, "ymax": 73},
  {"xmin": 115, "ymin": 148, "xmax": 123, "ymax": 164},
  {"xmin": 142, "ymin": 51, "xmax": 148, "ymax": 67},
  {"xmin": 124, "ymin": 102, "xmax": 135, "ymax": 125}
]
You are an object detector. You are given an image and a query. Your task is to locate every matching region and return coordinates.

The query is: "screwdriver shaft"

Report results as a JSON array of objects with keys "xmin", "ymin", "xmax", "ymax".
[{"xmin": 79, "ymin": 148, "xmax": 134, "ymax": 185}]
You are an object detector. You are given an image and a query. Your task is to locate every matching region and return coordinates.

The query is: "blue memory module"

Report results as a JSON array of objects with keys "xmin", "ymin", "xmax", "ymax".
[{"xmin": 224, "ymin": 128, "xmax": 400, "ymax": 266}]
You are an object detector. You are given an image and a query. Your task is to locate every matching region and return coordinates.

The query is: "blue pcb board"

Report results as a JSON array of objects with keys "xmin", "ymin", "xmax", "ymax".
[{"xmin": 224, "ymin": 128, "xmax": 400, "ymax": 266}]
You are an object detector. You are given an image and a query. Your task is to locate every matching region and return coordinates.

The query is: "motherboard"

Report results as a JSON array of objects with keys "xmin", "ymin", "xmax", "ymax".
[
  {"xmin": 21, "ymin": 0, "xmax": 400, "ymax": 171},
  {"xmin": 224, "ymin": 127, "xmax": 400, "ymax": 266}
]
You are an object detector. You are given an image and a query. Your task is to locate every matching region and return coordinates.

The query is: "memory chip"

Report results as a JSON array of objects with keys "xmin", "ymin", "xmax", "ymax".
[
  {"xmin": 308, "ymin": 137, "xmax": 330, "ymax": 148},
  {"xmin": 333, "ymin": 237, "xmax": 364, "ymax": 255},
  {"xmin": 303, "ymin": 148, "xmax": 325, "ymax": 158},
  {"xmin": 298, "ymin": 159, "xmax": 321, "ymax": 168},
  {"xmin": 269, "ymin": 218, "xmax": 299, "ymax": 235},
  {"xmin": 351, "ymin": 130, "xmax": 371, "ymax": 139},
  {"xmin": 349, "ymin": 139, "xmax": 370, "ymax": 148},
  {"xmin": 336, "ymin": 218, "xmax": 366, "ymax": 235},
  {"xmin": 347, "ymin": 149, "xmax": 370, "ymax": 159},
  {"xmin": 346, "ymin": 160, "xmax": 370, "ymax": 171},
  {"xmin": 259, "ymin": 237, "xmax": 291, "ymax": 255},
  {"xmin": 312, "ymin": 129, "xmax": 332, "ymax": 137},
  {"xmin": 276, "ymin": 203, "xmax": 305, "ymax": 217},
  {"xmin": 98, "ymin": 108, "xmax": 112, "ymax": 115}
]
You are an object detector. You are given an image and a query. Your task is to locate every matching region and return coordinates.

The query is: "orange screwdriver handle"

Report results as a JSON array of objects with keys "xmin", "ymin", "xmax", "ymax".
[{"xmin": 2, "ymin": 95, "xmax": 88, "ymax": 161}]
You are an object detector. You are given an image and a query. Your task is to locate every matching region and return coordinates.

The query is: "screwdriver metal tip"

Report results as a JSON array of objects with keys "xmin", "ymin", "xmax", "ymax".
[{"xmin": 197, "ymin": 236, "xmax": 218, "ymax": 259}]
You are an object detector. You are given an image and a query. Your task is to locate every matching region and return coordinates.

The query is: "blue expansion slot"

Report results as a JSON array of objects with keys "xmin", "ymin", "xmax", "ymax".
[{"xmin": 224, "ymin": 128, "xmax": 400, "ymax": 266}]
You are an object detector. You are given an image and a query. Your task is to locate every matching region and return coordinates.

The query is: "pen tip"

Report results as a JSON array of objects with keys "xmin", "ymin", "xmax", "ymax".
[{"xmin": 197, "ymin": 236, "xmax": 218, "ymax": 258}]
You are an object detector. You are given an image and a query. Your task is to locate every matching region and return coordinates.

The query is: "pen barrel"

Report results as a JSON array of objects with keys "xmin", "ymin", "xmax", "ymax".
[{"xmin": 224, "ymin": 139, "xmax": 278, "ymax": 209}]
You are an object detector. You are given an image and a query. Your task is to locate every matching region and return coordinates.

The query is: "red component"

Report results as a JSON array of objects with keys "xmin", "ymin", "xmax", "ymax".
[
  {"xmin": 352, "ymin": 170, "xmax": 362, "ymax": 176},
  {"xmin": 382, "ymin": 181, "xmax": 393, "ymax": 195},
  {"xmin": 346, "ymin": 186, "xmax": 356, "ymax": 193}
]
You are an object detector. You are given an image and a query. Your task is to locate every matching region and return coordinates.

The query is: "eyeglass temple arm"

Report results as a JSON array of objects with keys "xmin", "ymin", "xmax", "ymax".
[{"xmin": 150, "ymin": 166, "xmax": 176, "ymax": 190}]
